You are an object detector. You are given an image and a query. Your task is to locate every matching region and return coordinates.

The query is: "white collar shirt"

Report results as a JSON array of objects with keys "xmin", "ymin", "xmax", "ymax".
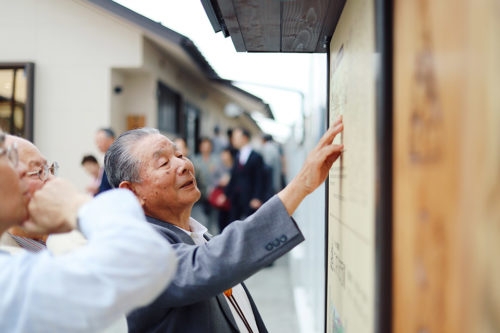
[
  {"xmin": 238, "ymin": 144, "xmax": 253, "ymax": 166},
  {"xmin": 176, "ymin": 218, "xmax": 259, "ymax": 333}
]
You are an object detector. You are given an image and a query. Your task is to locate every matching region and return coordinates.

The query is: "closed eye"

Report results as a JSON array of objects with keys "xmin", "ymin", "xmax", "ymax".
[{"xmin": 160, "ymin": 160, "xmax": 169, "ymax": 167}]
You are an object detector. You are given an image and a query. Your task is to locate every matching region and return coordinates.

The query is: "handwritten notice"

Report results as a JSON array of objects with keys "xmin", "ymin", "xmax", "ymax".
[{"xmin": 326, "ymin": 0, "xmax": 377, "ymax": 332}]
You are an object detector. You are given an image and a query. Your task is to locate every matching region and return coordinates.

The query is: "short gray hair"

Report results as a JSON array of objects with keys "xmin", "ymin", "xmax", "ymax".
[{"xmin": 104, "ymin": 127, "xmax": 159, "ymax": 188}]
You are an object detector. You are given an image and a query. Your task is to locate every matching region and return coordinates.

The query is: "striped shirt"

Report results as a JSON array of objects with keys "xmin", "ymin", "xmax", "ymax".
[{"xmin": 7, "ymin": 233, "xmax": 46, "ymax": 253}]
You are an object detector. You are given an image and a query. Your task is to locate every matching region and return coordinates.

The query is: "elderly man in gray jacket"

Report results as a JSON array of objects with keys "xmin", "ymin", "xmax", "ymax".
[{"xmin": 105, "ymin": 117, "xmax": 344, "ymax": 333}]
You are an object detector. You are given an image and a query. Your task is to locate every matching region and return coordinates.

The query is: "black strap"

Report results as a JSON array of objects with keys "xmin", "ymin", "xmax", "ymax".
[{"xmin": 227, "ymin": 294, "xmax": 254, "ymax": 333}]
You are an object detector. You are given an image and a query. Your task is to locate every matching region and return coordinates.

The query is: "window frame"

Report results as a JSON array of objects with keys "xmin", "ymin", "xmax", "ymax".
[{"xmin": 0, "ymin": 62, "xmax": 35, "ymax": 141}]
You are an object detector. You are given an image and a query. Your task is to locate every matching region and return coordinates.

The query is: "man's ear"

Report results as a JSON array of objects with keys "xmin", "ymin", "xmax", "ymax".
[{"xmin": 119, "ymin": 181, "xmax": 145, "ymax": 206}]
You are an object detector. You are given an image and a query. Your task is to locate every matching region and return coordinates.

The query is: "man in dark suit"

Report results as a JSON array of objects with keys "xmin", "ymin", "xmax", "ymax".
[
  {"xmin": 225, "ymin": 128, "xmax": 266, "ymax": 222},
  {"xmin": 94, "ymin": 128, "xmax": 115, "ymax": 195},
  {"xmin": 104, "ymin": 117, "xmax": 344, "ymax": 333}
]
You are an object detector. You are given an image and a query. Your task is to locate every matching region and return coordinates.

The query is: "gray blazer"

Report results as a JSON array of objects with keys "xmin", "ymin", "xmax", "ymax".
[{"xmin": 126, "ymin": 195, "xmax": 305, "ymax": 332}]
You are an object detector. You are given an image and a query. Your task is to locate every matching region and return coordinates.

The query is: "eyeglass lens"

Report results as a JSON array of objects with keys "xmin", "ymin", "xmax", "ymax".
[{"xmin": 7, "ymin": 143, "xmax": 19, "ymax": 167}]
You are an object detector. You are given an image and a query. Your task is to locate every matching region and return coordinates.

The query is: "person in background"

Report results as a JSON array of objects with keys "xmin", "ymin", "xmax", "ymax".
[
  {"xmin": 260, "ymin": 134, "xmax": 283, "ymax": 198},
  {"xmin": 0, "ymin": 129, "xmax": 178, "ymax": 333},
  {"xmin": 94, "ymin": 127, "xmax": 115, "ymax": 195},
  {"xmin": 213, "ymin": 147, "xmax": 234, "ymax": 231},
  {"xmin": 225, "ymin": 127, "xmax": 266, "ymax": 221},
  {"xmin": 0, "ymin": 135, "xmax": 58, "ymax": 252},
  {"xmin": 191, "ymin": 137, "xmax": 219, "ymax": 233},
  {"xmin": 81, "ymin": 154, "xmax": 100, "ymax": 195},
  {"xmin": 226, "ymin": 128, "xmax": 238, "ymax": 158},
  {"xmin": 212, "ymin": 125, "xmax": 227, "ymax": 155}
]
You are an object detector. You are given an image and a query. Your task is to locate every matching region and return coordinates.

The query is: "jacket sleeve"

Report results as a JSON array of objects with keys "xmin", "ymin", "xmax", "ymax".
[{"xmin": 152, "ymin": 195, "xmax": 304, "ymax": 308}]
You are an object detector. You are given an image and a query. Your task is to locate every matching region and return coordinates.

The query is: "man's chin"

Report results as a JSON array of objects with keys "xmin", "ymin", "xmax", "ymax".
[{"xmin": 190, "ymin": 189, "xmax": 202, "ymax": 204}]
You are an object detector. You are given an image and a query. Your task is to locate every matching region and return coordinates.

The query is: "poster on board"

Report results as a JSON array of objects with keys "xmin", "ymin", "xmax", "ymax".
[{"xmin": 326, "ymin": 0, "xmax": 377, "ymax": 331}]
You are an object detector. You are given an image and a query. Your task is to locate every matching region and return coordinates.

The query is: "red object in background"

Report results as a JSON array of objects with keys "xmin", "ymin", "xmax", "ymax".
[{"xmin": 208, "ymin": 186, "xmax": 230, "ymax": 211}]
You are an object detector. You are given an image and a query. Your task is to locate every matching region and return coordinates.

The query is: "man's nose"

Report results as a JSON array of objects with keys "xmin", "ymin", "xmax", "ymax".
[{"xmin": 175, "ymin": 157, "xmax": 189, "ymax": 175}]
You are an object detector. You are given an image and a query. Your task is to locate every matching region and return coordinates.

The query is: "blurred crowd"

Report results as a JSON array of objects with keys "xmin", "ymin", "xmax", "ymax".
[{"xmin": 189, "ymin": 126, "xmax": 287, "ymax": 234}]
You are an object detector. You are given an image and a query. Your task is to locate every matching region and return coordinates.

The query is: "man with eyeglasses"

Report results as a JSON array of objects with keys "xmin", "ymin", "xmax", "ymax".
[
  {"xmin": 0, "ymin": 130, "xmax": 179, "ymax": 332},
  {"xmin": 0, "ymin": 135, "xmax": 59, "ymax": 252}
]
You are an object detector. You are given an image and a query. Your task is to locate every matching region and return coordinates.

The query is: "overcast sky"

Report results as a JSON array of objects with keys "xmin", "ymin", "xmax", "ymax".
[{"xmin": 114, "ymin": 0, "xmax": 324, "ymax": 141}]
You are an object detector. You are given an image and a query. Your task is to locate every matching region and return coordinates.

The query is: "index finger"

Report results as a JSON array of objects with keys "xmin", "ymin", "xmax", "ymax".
[{"xmin": 319, "ymin": 119, "xmax": 344, "ymax": 148}]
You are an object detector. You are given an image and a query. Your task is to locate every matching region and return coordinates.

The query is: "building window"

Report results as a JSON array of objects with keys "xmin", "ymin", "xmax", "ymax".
[
  {"xmin": 157, "ymin": 81, "xmax": 201, "ymax": 153},
  {"xmin": 157, "ymin": 81, "xmax": 181, "ymax": 136},
  {"xmin": 0, "ymin": 63, "xmax": 34, "ymax": 140}
]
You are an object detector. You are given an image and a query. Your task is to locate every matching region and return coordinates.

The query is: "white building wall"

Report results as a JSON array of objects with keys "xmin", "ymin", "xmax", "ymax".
[
  {"xmin": 0, "ymin": 0, "xmax": 143, "ymax": 189},
  {"xmin": 110, "ymin": 69, "xmax": 155, "ymax": 134}
]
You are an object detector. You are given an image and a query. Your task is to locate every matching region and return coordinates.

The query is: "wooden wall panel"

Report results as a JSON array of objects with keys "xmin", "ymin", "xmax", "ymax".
[
  {"xmin": 393, "ymin": 0, "xmax": 500, "ymax": 332},
  {"xmin": 461, "ymin": 1, "xmax": 500, "ymax": 332}
]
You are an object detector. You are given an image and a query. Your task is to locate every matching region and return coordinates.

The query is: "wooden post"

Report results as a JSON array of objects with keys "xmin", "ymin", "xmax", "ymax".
[{"xmin": 393, "ymin": 0, "xmax": 500, "ymax": 332}]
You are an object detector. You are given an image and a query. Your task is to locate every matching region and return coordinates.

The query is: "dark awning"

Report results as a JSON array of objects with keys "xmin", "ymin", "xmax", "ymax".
[{"xmin": 200, "ymin": 0, "xmax": 346, "ymax": 53}]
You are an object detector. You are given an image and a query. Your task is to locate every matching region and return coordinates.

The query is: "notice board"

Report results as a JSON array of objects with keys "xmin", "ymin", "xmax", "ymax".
[{"xmin": 325, "ymin": 0, "xmax": 390, "ymax": 331}]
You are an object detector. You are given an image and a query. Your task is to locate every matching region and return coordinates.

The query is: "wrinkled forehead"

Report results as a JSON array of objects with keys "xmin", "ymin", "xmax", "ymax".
[
  {"xmin": 130, "ymin": 133, "xmax": 177, "ymax": 160},
  {"xmin": 5, "ymin": 136, "xmax": 46, "ymax": 168}
]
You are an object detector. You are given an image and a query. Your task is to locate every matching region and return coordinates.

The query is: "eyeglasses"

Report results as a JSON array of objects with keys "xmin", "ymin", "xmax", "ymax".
[
  {"xmin": 0, "ymin": 133, "xmax": 19, "ymax": 168},
  {"xmin": 26, "ymin": 162, "xmax": 59, "ymax": 181}
]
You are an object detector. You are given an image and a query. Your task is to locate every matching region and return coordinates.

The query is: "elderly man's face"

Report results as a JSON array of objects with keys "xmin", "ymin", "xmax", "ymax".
[
  {"xmin": 7, "ymin": 136, "xmax": 50, "ymax": 197},
  {"xmin": 130, "ymin": 134, "xmax": 201, "ymax": 217},
  {"xmin": 0, "ymin": 138, "xmax": 29, "ymax": 228}
]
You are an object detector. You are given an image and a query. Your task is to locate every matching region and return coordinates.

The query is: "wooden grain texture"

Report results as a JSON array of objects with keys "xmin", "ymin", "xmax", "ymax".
[
  {"xmin": 281, "ymin": 0, "xmax": 330, "ymax": 52},
  {"xmin": 461, "ymin": 1, "xmax": 500, "ymax": 332},
  {"xmin": 314, "ymin": 0, "xmax": 346, "ymax": 53},
  {"xmin": 393, "ymin": 0, "xmax": 500, "ymax": 332},
  {"xmin": 216, "ymin": 0, "xmax": 246, "ymax": 51},
  {"xmin": 232, "ymin": 0, "xmax": 280, "ymax": 52}
]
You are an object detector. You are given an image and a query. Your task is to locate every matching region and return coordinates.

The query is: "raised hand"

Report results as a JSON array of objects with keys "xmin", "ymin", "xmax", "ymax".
[
  {"xmin": 24, "ymin": 178, "xmax": 91, "ymax": 235},
  {"xmin": 278, "ymin": 116, "xmax": 344, "ymax": 215}
]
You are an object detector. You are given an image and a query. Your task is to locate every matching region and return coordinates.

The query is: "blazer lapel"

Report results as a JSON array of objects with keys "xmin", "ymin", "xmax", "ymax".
[{"xmin": 215, "ymin": 293, "xmax": 240, "ymax": 332}]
